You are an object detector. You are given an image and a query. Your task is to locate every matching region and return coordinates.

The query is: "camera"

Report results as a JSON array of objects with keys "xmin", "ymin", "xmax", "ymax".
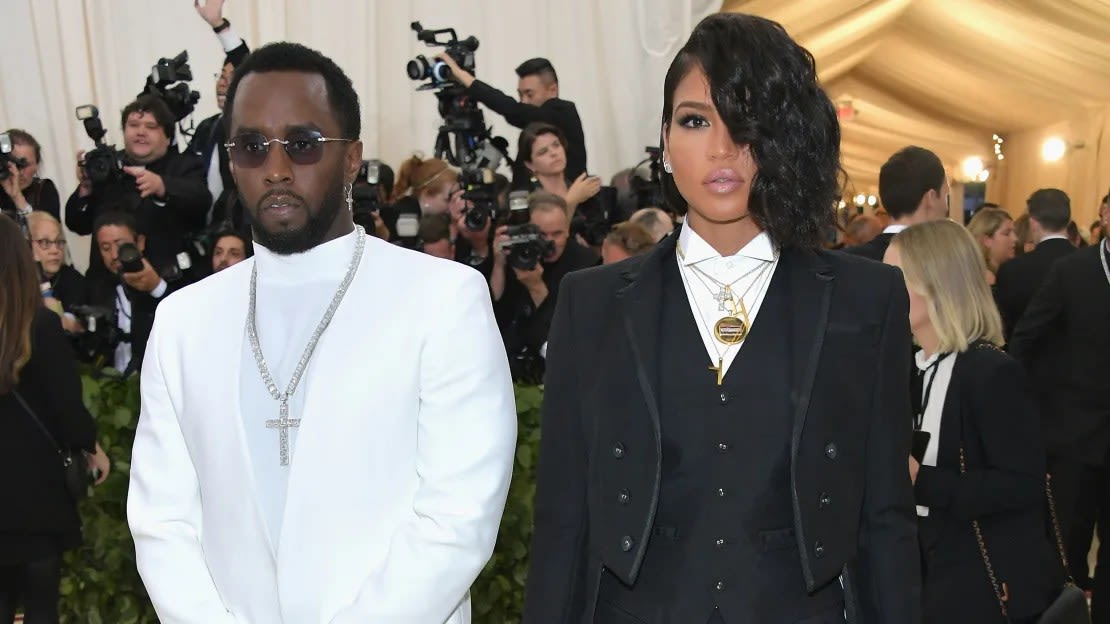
[
  {"xmin": 0, "ymin": 133, "xmax": 28, "ymax": 182},
  {"xmin": 76, "ymin": 105, "xmax": 129, "ymax": 188},
  {"xmin": 116, "ymin": 242, "xmax": 146, "ymax": 274},
  {"xmin": 141, "ymin": 51, "xmax": 200, "ymax": 122},
  {"xmin": 69, "ymin": 304, "xmax": 123, "ymax": 365},
  {"xmin": 630, "ymin": 146, "xmax": 666, "ymax": 210},
  {"xmin": 408, "ymin": 22, "xmax": 511, "ymax": 227},
  {"xmin": 351, "ymin": 159, "xmax": 386, "ymax": 232},
  {"xmin": 500, "ymin": 223, "xmax": 555, "ymax": 271},
  {"xmin": 406, "ymin": 22, "xmax": 479, "ymax": 91},
  {"xmin": 572, "ymin": 186, "xmax": 623, "ymax": 248}
]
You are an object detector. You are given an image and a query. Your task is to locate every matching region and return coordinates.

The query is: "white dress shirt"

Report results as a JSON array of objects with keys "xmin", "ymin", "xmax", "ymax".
[
  {"xmin": 240, "ymin": 229, "xmax": 358, "ymax": 548},
  {"xmin": 915, "ymin": 350, "xmax": 955, "ymax": 517},
  {"xmin": 882, "ymin": 223, "xmax": 909, "ymax": 235},
  {"xmin": 676, "ymin": 224, "xmax": 778, "ymax": 380},
  {"xmin": 114, "ymin": 279, "xmax": 167, "ymax": 373}
]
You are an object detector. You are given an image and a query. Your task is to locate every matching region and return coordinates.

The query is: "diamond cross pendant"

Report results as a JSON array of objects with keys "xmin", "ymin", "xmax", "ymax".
[{"xmin": 266, "ymin": 398, "xmax": 301, "ymax": 466}]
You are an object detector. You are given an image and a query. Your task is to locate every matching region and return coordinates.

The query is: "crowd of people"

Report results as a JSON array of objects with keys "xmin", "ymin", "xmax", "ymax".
[{"xmin": 1, "ymin": 3, "xmax": 1109, "ymax": 623}]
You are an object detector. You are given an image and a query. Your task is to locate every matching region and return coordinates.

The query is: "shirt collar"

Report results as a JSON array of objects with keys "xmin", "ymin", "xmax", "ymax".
[
  {"xmin": 677, "ymin": 222, "xmax": 776, "ymax": 266},
  {"xmin": 254, "ymin": 227, "xmax": 361, "ymax": 285},
  {"xmin": 883, "ymin": 224, "xmax": 909, "ymax": 235},
  {"xmin": 1040, "ymin": 234, "xmax": 1069, "ymax": 243}
]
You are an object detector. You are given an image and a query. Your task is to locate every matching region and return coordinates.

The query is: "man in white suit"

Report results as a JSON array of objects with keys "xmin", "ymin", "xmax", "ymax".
[{"xmin": 127, "ymin": 42, "xmax": 517, "ymax": 623}]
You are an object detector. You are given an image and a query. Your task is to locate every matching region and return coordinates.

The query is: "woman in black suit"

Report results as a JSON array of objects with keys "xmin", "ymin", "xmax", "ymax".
[
  {"xmin": 0, "ymin": 215, "xmax": 109, "ymax": 624},
  {"xmin": 884, "ymin": 220, "xmax": 1063, "ymax": 623},
  {"xmin": 523, "ymin": 13, "xmax": 919, "ymax": 624}
]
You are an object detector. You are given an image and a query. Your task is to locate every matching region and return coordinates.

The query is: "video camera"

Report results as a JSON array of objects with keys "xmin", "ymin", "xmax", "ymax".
[
  {"xmin": 0, "ymin": 133, "xmax": 28, "ymax": 183},
  {"xmin": 75, "ymin": 105, "xmax": 130, "ymax": 189},
  {"xmin": 141, "ymin": 51, "xmax": 200, "ymax": 123},
  {"xmin": 407, "ymin": 22, "xmax": 511, "ymax": 232},
  {"xmin": 630, "ymin": 146, "xmax": 666, "ymax": 210},
  {"xmin": 69, "ymin": 303, "xmax": 123, "ymax": 364}
]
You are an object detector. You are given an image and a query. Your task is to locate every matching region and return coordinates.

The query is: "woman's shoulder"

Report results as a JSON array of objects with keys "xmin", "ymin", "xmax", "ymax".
[{"xmin": 956, "ymin": 342, "xmax": 1021, "ymax": 379}]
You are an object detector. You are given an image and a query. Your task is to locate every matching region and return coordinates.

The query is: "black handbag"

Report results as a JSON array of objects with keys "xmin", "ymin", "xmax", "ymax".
[
  {"xmin": 12, "ymin": 390, "xmax": 90, "ymax": 501},
  {"xmin": 960, "ymin": 441, "xmax": 1090, "ymax": 624}
]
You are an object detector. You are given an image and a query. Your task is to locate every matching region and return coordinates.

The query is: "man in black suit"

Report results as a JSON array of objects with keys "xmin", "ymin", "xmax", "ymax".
[
  {"xmin": 84, "ymin": 212, "xmax": 180, "ymax": 376},
  {"xmin": 434, "ymin": 54, "xmax": 587, "ymax": 186},
  {"xmin": 842, "ymin": 146, "xmax": 949, "ymax": 261},
  {"xmin": 996, "ymin": 188, "xmax": 1075, "ymax": 341},
  {"xmin": 187, "ymin": 0, "xmax": 250, "ymax": 230},
  {"xmin": 65, "ymin": 95, "xmax": 211, "ymax": 286},
  {"xmin": 1010, "ymin": 196, "xmax": 1110, "ymax": 617}
]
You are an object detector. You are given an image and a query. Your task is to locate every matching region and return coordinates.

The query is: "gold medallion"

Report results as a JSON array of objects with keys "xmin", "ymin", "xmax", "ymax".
[{"xmin": 714, "ymin": 316, "xmax": 748, "ymax": 344}]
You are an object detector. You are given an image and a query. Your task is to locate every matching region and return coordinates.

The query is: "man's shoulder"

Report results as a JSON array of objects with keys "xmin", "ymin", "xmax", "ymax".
[
  {"xmin": 363, "ymin": 235, "xmax": 486, "ymax": 292},
  {"xmin": 840, "ymin": 233, "xmax": 891, "ymax": 261},
  {"xmin": 156, "ymin": 260, "xmax": 250, "ymax": 322}
]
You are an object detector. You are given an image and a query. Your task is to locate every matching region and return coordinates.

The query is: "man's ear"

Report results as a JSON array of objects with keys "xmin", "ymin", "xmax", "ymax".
[{"xmin": 345, "ymin": 140, "xmax": 364, "ymax": 185}]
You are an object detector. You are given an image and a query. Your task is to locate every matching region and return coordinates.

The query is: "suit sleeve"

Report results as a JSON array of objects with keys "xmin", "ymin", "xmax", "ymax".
[
  {"xmin": 850, "ymin": 270, "xmax": 922, "ymax": 623},
  {"xmin": 914, "ymin": 357, "xmax": 1045, "ymax": 520},
  {"xmin": 1008, "ymin": 263, "xmax": 1065, "ymax": 364},
  {"xmin": 466, "ymin": 80, "xmax": 560, "ymax": 130},
  {"xmin": 994, "ymin": 263, "xmax": 1020, "ymax": 341},
  {"xmin": 161, "ymin": 154, "xmax": 212, "ymax": 231},
  {"xmin": 329, "ymin": 268, "xmax": 516, "ymax": 624},
  {"xmin": 65, "ymin": 187, "xmax": 93, "ymax": 235},
  {"xmin": 521, "ymin": 272, "xmax": 589, "ymax": 624},
  {"xmin": 127, "ymin": 311, "xmax": 240, "ymax": 623}
]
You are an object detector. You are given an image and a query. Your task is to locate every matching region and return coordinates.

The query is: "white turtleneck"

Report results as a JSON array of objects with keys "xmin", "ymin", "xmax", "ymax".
[{"xmin": 239, "ymin": 228, "xmax": 360, "ymax": 548}]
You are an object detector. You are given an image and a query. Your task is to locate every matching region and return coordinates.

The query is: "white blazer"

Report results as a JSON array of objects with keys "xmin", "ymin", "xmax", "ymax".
[{"xmin": 127, "ymin": 234, "xmax": 517, "ymax": 623}]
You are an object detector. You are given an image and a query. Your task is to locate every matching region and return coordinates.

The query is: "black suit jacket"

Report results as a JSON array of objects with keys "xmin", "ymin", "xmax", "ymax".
[
  {"xmin": 995, "ymin": 238, "xmax": 1075, "ymax": 340},
  {"xmin": 465, "ymin": 79, "xmax": 587, "ymax": 185},
  {"xmin": 85, "ymin": 272, "xmax": 178, "ymax": 373},
  {"xmin": 841, "ymin": 232, "xmax": 894, "ymax": 262},
  {"xmin": 0, "ymin": 307, "xmax": 97, "ymax": 558},
  {"xmin": 915, "ymin": 345, "xmax": 1061, "ymax": 621},
  {"xmin": 522, "ymin": 230, "xmax": 921, "ymax": 623},
  {"xmin": 1009, "ymin": 243, "xmax": 1110, "ymax": 462},
  {"xmin": 64, "ymin": 148, "xmax": 211, "ymax": 282}
]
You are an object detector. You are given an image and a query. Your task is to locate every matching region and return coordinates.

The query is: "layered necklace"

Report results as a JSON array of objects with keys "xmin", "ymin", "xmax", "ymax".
[{"xmin": 677, "ymin": 240, "xmax": 777, "ymax": 385}]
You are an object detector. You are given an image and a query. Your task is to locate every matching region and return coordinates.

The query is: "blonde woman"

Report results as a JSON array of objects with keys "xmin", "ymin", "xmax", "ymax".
[
  {"xmin": 884, "ymin": 220, "xmax": 1065, "ymax": 623},
  {"xmin": 967, "ymin": 207, "xmax": 1017, "ymax": 284}
]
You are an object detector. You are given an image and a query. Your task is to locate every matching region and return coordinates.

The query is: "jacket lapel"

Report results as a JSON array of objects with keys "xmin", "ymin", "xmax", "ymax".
[
  {"xmin": 616, "ymin": 232, "xmax": 676, "ymax": 445},
  {"xmin": 782, "ymin": 246, "xmax": 835, "ymax": 588}
]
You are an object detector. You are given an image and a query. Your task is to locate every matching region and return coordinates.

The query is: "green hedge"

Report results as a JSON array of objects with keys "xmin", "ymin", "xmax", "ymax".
[{"xmin": 58, "ymin": 370, "xmax": 540, "ymax": 623}]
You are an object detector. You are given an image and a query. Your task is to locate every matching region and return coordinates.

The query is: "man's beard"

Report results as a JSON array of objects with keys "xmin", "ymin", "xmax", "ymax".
[{"xmin": 245, "ymin": 177, "xmax": 344, "ymax": 255}]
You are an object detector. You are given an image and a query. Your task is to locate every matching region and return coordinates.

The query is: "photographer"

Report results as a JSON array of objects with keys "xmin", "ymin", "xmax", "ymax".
[
  {"xmin": 187, "ymin": 0, "xmax": 250, "ymax": 226},
  {"xmin": 65, "ymin": 95, "xmax": 211, "ymax": 284},
  {"xmin": 491, "ymin": 191, "xmax": 598, "ymax": 381},
  {"xmin": 434, "ymin": 54, "xmax": 587, "ymax": 185},
  {"xmin": 209, "ymin": 226, "xmax": 252, "ymax": 273},
  {"xmin": 517, "ymin": 122, "xmax": 600, "ymax": 221},
  {"xmin": 85, "ymin": 212, "xmax": 180, "ymax": 375},
  {"xmin": 27, "ymin": 211, "xmax": 86, "ymax": 334},
  {"xmin": 418, "ymin": 213, "xmax": 455, "ymax": 260},
  {"xmin": 1, "ymin": 129, "xmax": 61, "ymax": 228}
]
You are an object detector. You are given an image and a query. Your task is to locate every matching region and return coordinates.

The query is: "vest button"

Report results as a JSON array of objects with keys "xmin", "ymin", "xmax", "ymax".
[
  {"xmin": 715, "ymin": 537, "xmax": 726, "ymax": 548},
  {"xmin": 620, "ymin": 536, "xmax": 634, "ymax": 552},
  {"xmin": 824, "ymin": 443, "xmax": 838, "ymax": 460},
  {"xmin": 715, "ymin": 580, "xmax": 725, "ymax": 591},
  {"xmin": 814, "ymin": 541, "xmax": 825, "ymax": 558},
  {"xmin": 617, "ymin": 489, "xmax": 630, "ymax": 505},
  {"xmin": 718, "ymin": 442, "xmax": 730, "ymax": 452},
  {"xmin": 613, "ymin": 443, "xmax": 625, "ymax": 459},
  {"xmin": 819, "ymin": 492, "xmax": 832, "ymax": 508},
  {"xmin": 719, "ymin": 392, "xmax": 729, "ymax": 404},
  {"xmin": 717, "ymin": 488, "xmax": 727, "ymax": 497}
]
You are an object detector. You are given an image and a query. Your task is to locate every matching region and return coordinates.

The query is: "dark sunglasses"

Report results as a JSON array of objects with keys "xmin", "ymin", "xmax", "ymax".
[{"xmin": 224, "ymin": 129, "xmax": 352, "ymax": 168}]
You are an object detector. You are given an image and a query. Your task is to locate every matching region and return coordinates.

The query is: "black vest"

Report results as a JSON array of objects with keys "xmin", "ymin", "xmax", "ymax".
[{"xmin": 597, "ymin": 256, "xmax": 844, "ymax": 623}]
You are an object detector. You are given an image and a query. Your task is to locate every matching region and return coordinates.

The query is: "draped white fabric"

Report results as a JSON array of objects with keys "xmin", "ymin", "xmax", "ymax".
[
  {"xmin": 3, "ymin": 0, "xmax": 1109, "ymax": 265},
  {"xmin": 0, "ymin": 0, "xmax": 720, "ymax": 269}
]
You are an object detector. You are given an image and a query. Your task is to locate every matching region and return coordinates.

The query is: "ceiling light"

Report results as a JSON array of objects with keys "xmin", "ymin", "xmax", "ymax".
[
  {"xmin": 1042, "ymin": 137, "xmax": 1067, "ymax": 162},
  {"xmin": 961, "ymin": 157, "xmax": 985, "ymax": 181}
]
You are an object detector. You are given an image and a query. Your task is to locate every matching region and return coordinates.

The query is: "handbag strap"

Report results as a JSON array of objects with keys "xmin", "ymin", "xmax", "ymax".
[
  {"xmin": 959, "ymin": 446, "xmax": 1010, "ymax": 620},
  {"xmin": 10, "ymin": 390, "xmax": 70, "ymax": 465},
  {"xmin": 1046, "ymin": 474, "xmax": 1077, "ymax": 584}
]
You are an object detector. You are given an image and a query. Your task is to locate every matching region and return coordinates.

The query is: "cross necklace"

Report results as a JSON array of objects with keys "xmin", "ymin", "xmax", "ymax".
[{"xmin": 246, "ymin": 225, "xmax": 366, "ymax": 466}]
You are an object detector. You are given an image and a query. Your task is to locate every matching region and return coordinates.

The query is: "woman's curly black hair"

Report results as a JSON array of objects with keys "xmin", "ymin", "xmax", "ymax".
[{"xmin": 661, "ymin": 13, "xmax": 842, "ymax": 249}]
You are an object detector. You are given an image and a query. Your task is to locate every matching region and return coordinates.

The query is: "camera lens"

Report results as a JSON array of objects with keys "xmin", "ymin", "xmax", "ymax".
[
  {"xmin": 406, "ymin": 57, "xmax": 429, "ymax": 81},
  {"xmin": 431, "ymin": 61, "xmax": 452, "ymax": 83}
]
